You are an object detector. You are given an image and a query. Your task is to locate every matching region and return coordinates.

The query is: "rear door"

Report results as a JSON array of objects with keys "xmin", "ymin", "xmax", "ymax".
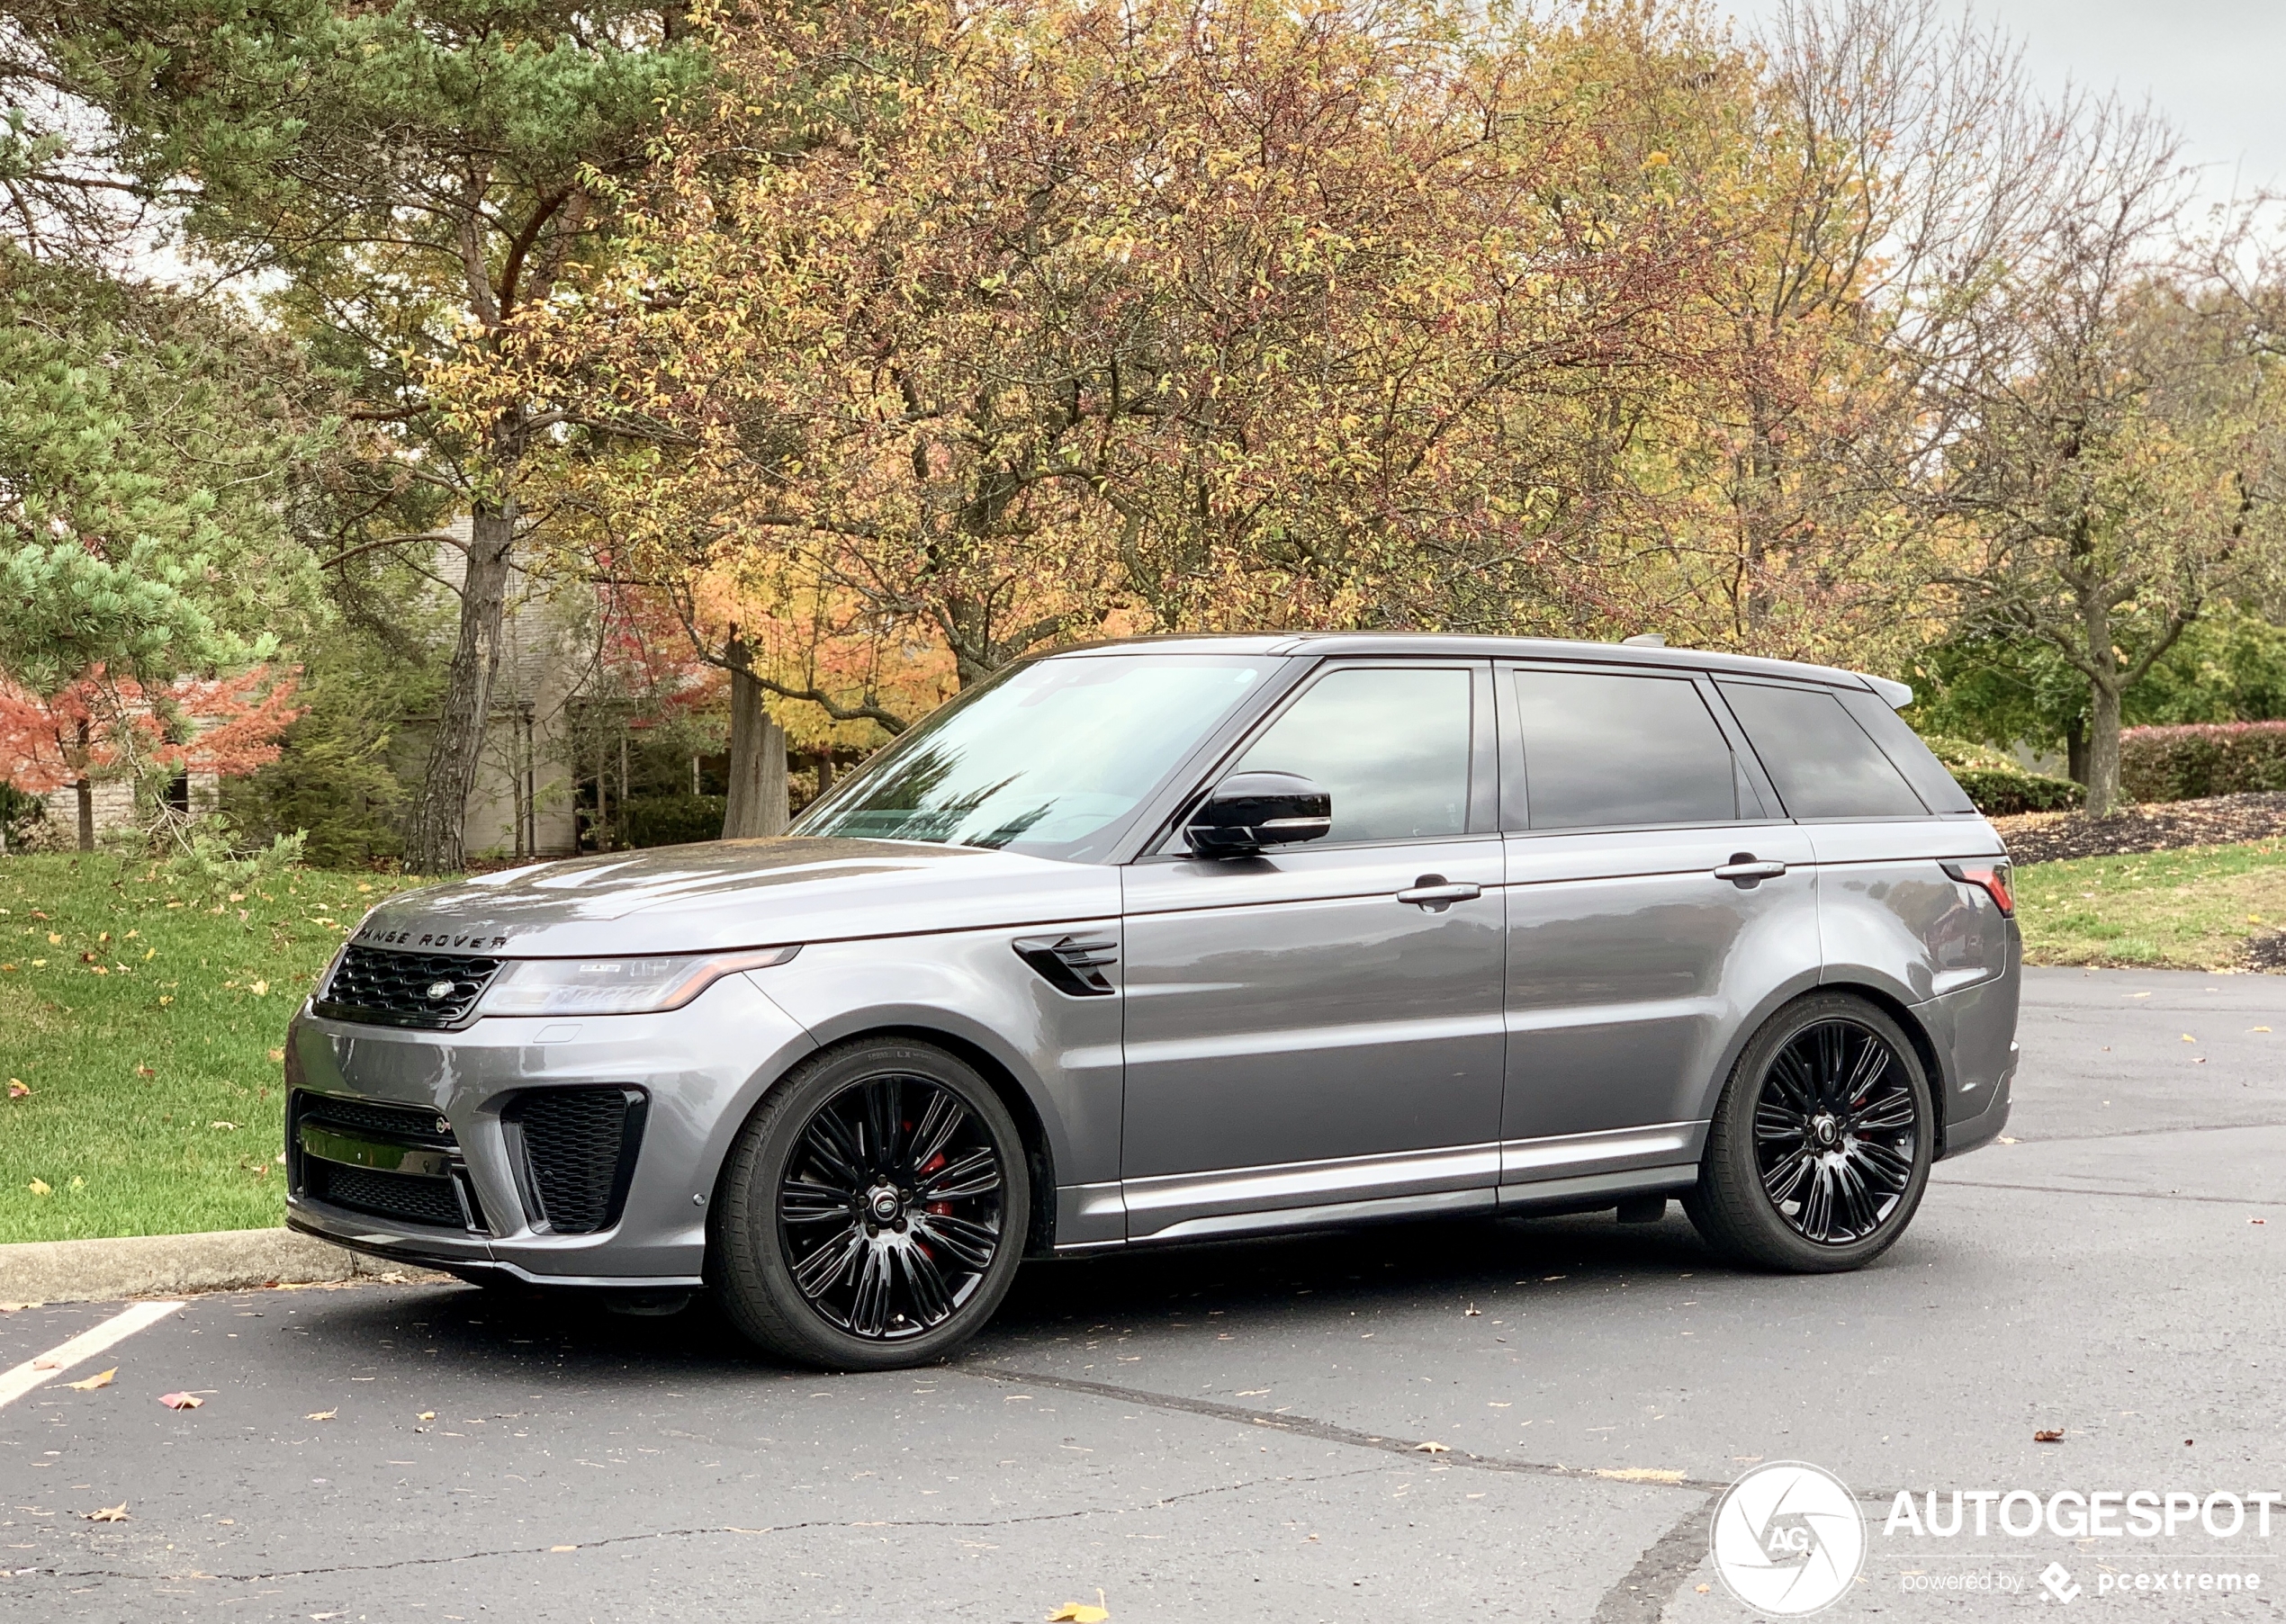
[
  {"xmin": 1498, "ymin": 662, "xmax": 1820, "ymax": 1203},
  {"xmin": 1119, "ymin": 660, "xmax": 1507, "ymax": 1240}
]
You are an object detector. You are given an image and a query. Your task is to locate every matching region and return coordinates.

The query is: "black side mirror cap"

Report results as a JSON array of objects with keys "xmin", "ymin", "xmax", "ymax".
[{"xmin": 1184, "ymin": 771, "xmax": 1332, "ymax": 857}]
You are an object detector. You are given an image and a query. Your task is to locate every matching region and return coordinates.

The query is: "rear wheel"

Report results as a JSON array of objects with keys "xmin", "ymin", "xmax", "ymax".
[
  {"xmin": 1684, "ymin": 993, "xmax": 1933, "ymax": 1272},
  {"xmin": 713, "ymin": 1037, "xmax": 1029, "ymax": 1369}
]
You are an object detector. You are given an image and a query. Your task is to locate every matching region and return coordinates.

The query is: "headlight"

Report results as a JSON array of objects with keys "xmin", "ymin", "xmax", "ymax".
[{"xmin": 475, "ymin": 945, "xmax": 801, "ymax": 1018}]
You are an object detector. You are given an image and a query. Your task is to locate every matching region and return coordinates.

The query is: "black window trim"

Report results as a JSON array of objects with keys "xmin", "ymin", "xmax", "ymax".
[
  {"xmin": 1710, "ymin": 675, "xmax": 1947, "ymax": 824},
  {"xmin": 1496, "ymin": 658, "xmax": 1796, "ymax": 839},
  {"xmin": 1132, "ymin": 656, "xmax": 1495, "ymax": 860}
]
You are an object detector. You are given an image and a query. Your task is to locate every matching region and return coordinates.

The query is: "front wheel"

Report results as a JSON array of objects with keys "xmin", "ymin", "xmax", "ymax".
[
  {"xmin": 1684, "ymin": 993, "xmax": 1934, "ymax": 1273},
  {"xmin": 713, "ymin": 1037, "xmax": 1030, "ymax": 1370}
]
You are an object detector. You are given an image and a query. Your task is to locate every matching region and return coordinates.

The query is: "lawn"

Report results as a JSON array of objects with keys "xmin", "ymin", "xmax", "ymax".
[
  {"xmin": 0, "ymin": 854, "xmax": 423, "ymax": 1244},
  {"xmin": 2013, "ymin": 839, "xmax": 2286, "ymax": 971}
]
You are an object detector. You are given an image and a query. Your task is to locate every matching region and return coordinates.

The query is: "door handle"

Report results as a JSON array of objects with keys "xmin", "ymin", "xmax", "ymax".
[
  {"xmin": 1713, "ymin": 856, "xmax": 1787, "ymax": 887},
  {"xmin": 1398, "ymin": 875, "xmax": 1482, "ymax": 911}
]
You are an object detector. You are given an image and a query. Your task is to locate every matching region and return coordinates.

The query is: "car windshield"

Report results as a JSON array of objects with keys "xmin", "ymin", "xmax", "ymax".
[{"xmin": 795, "ymin": 653, "xmax": 1277, "ymax": 858}]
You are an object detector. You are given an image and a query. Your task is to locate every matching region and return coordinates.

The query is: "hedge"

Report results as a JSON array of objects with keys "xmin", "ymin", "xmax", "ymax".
[
  {"xmin": 2120, "ymin": 721, "xmax": 2286, "ymax": 803},
  {"xmin": 621, "ymin": 793, "xmax": 729, "ymax": 848},
  {"xmin": 1918, "ymin": 736, "xmax": 2086, "ymax": 817}
]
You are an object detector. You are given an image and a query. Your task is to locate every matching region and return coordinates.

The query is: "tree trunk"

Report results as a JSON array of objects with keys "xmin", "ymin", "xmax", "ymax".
[
  {"xmin": 405, "ymin": 501, "xmax": 518, "ymax": 874},
  {"xmin": 2065, "ymin": 717, "xmax": 2089, "ymax": 786},
  {"xmin": 75, "ymin": 778, "xmax": 94, "ymax": 851},
  {"xmin": 722, "ymin": 650, "xmax": 788, "ymax": 839},
  {"xmin": 2085, "ymin": 679, "xmax": 2125, "ymax": 818}
]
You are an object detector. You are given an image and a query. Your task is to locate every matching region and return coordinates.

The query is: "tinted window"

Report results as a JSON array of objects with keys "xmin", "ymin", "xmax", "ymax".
[
  {"xmin": 1718, "ymin": 681, "xmax": 1929, "ymax": 819},
  {"xmin": 1514, "ymin": 670, "xmax": 1741, "ymax": 829},
  {"xmin": 1836, "ymin": 690, "xmax": 1977, "ymax": 814},
  {"xmin": 1232, "ymin": 666, "xmax": 1472, "ymax": 843},
  {"xmin": 798, "ymin": 653, "xmax": 1274, "ymax": 857}
]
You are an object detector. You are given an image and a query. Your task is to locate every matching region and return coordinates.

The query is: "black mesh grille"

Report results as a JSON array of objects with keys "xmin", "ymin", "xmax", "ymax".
[
  {"xmin": 313, "ymin": 946, "xmax": 503, "ymax": 1029},
  {"xmin": 313, "ymin": 1163, "xmax": 466, "ymax": 1228},
  {"xmin": 508, "ymin": 1089, "xmax": 645, "ymax": 1234},
  {"xmin": 296, "ymin": 1093, "xmax": 451, "ymax": 1144}
]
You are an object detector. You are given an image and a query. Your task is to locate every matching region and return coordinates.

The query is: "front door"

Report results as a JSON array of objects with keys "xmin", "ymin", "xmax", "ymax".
[{"xmin": 1119, "ymin": 661, "xmax": 1506, "ymax": 1241}]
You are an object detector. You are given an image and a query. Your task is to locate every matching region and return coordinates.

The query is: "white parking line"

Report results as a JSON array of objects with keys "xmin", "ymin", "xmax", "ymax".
[{"xmin": 0, "ymin": 1300, "xmax": 186, "ymax": 1411}]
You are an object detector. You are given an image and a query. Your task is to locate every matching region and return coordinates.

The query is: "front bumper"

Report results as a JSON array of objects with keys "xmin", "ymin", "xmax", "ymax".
[{"xmin": 284, "ymin": 972, "xmax": 816, "ymax": 1286}]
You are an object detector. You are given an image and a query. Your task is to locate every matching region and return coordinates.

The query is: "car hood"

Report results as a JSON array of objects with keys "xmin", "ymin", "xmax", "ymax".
[{"xmin": 348, "ymin": 838, "xmax": 1120, "ymax": 959}]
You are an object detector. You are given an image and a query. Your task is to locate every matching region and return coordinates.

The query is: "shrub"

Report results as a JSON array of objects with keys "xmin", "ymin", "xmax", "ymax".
[
  {"xmin": 2120, "ymin": 722, "xmax": 2286, "ymax": 803},
  {"xmin": 621, "ymin": 793, "xmax": 727, "ymax": 848},
  {"xmin": 1919, "ymin": 736, "xmax": 2086, "ymax": 816}
]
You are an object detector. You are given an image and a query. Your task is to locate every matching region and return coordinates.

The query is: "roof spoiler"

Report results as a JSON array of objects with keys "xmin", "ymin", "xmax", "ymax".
[{"xmin": 1863, "ymin": 673, "xmax": 1913, "ymax": 710}]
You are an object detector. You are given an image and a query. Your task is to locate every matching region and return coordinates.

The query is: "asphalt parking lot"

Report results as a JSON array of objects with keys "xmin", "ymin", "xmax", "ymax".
[{"xmin": 4, "ymin": 966, "xmax": 2282, "ymax": 1622}]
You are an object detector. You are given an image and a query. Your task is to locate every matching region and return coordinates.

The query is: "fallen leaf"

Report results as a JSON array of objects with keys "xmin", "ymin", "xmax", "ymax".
[
  {"xmin": 63, "ymin": 1368, "xmax": 114, "ymax": 1392},
  {"xmin": 1462, "ymin": 1305, "xmax": 1482, "ymax": 1316},
  {"xmin": 305, "ymin": 1409, "xmax": 338, "ymax": 1421},
  {"xmin": 268, "ymin": 1048, "xmax": 285, "ymax": 1063},
  {"xmin": 1414, "ymin": 1440, "xmax": 1451, "ymax": 1453},
  {"xmin": 1696, "ymin": 1584, "xmax": 1713, "ymax": 1594},
  {"xmin": 2034, "ymin": 1429, "xmax": 2064, "ymax": 1443},
  {"xmin": 83, "ymin": 1503, "xmax": 128, "ymax": 1522},
  {"xmin": 549, "ymin": 1544, "xmax": 578, "ymax": 1552},
  {"xmin": 46, "ymin": 932, "xmax": 59, "ymax": 945},
  {"xmin": 1597, "ymin": 1467, "xmax": 1686, "ymax": 1483},
  {"xmin": 158, "ymin": 994, "xmax": 172, "ymax": 1006},
  {"xmin": 158, "ymin": 1392, "xmax": 202, "ymax": 1410},
  {"xmin": 27, "ymin": 1179, "xmax": 50, "ymax": 1197},
  {"xmin": 32, "ymin": 1357, "xmax": 60, "ymax": 1370},
  {"xmin": 1997, "ymin": 1136, "xmax": 2019, "ymax": 1145},
  {"xmin": 418, "ymin": 1411, "xmax": 436, "ymax": 1421},
  {"xmin": 135, "ymin": 1066, "xmax": 154, "ymax": 1078},
  {"xmin": 6, "ymin": 1080, "xmax": 27, "ymax": 1099},
  {"xmin": 248, "ymin": 980, "xmax": 268, "ymax": 996},
  {"xmin": 210, "ymin": 1121, "xmax": 239, "ymax": 1131},
  {"xmin": 2252, "ymin": 1218, "xmax": 2266, "ymax": 1225},
  {"xmin": 2254, "ymin": 1027, "xmax": 2272, "ymax": 1034},
  {"xmin": 1046, "ymin": 1606, "xmax": 1109, "ymax": 1623}
]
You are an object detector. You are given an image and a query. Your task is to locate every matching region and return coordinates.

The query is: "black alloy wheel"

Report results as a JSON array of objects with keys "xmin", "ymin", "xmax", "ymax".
[
  {"xmin": 778, "ymin": 1073, "xmax": 1006, "ymax": 1340},
  {"xmin": 1685, "ymin": 991, "xmax": 1935, "ymax": 1273},
  {"xmin": 714, "ymin": 1037, "xmax": 1030, "ymax": 1369},
  {"xmin": 1750, "ymin": 1018, "xmax": 1920, "ymax": 1244}
]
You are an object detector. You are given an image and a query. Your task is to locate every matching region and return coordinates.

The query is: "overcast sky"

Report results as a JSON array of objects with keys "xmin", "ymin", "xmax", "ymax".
[{"xmin": 1714, "ymin": 0, "xmax": 2286, "ymax": 202}]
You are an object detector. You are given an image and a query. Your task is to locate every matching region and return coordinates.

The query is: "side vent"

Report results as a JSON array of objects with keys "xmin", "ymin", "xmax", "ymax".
[
  {"xmin": 503, "ymin": 1087, "xmax": 647, "ymax": 1234},
  {"xmin": 1012, "ymin": 933, "xmax": 1119, "ymax": 997}
]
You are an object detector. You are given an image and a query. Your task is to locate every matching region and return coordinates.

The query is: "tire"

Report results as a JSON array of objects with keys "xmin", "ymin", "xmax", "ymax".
[
  {"xmin": 1684, "ymin": 992, "xmax": 1935, "ymax": 1273},
  {"xmin": 712, "ymin": 1037, "xmax": 1030, "ymax": 1370}
]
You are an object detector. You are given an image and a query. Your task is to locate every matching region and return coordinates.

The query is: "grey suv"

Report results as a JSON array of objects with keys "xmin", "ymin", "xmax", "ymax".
[{"xmin": 285, "ymin": 634, "xmax": 2019, "ymax": 1369}]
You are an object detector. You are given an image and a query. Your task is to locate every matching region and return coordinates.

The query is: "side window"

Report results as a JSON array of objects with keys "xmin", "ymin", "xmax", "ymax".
[
  {"xmin": 1513, "ymin": 669, "xmax": 1742, "ymax": 829},
  {"xmin": 1718, "ymin": 681, "xmax": 1930, "ymax": 819},
  {"xmin": 1836, "ymin": 690, "xmax": 1977, "ymax": 814},
  {"xmin": 1230, "ymin": 666, "xmax": 1472, "ymax": 843}
]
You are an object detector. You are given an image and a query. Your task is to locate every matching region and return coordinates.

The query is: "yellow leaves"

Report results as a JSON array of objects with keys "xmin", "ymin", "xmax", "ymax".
[
  {"xmin": 63, "ymin": 1367, "xmax": 115, "ymax": 1392},
  {"xmin": 268, "ymin": 1047, "xmax": 286, "ymax": 1063},
  {"xmin": 27, "ymin": 1178, "xmax": 50, "ymax": 1197},
  {"xmin": 210, "ymin": 1121, "xmax": 239, "ymax": 1132},
  {"xmin": 1414, "ymin": 1440, "xmax": 1451, "ymax": 1453},
  {"xmin": 158, "ymin": 1391, "xmax": 202, "ymax": 1409},
  {"xmin": 6, "ymin": 1079, "xmax": 27, "ymax": 1099},
  {"xmin": 83, "ymin": 1503, "xmax": 129, "ymax": 1522},
  {"xmin": 305, "ymin": 1408, "xmax": 338, "ymax": 1421},
  {"xmin": 1047, "ymin": 1598, "xmax": 1110, "ymax": 1623},
  {"xmin": 249, "ymin": 979, "xmax": 269, "ymax": 997},
  {"xmin": 47, "ymin": 931, "xmax": 60, "ymax": 945}
]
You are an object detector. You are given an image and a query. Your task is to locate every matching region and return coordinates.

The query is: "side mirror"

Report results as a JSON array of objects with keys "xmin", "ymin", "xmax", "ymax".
[{"xmin": 1184, "ymin": 771, "xmax": 1332, "ymax": 857}]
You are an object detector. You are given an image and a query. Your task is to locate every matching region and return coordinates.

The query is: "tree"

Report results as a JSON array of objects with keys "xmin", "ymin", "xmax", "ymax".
[
  {"xmin": 36, "ymin": 0, "xmax": 711, "ymax": 870},
  {"xmin": 489, "ymin": 0, "xmax": 1726, "ymax": 754},
  {"xmin": 1925, "ymin": 107, "xmax": 2286, "ymax": 815}
]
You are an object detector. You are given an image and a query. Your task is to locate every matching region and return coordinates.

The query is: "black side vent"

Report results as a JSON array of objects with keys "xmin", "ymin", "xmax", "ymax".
[
  {"xmin": 505, "ymin": 1088, "xmax": 647, "ymax": 1235},
  {"xmin": 1012, "ymin": 933, "xmax": 1119, "ymax": 997}
]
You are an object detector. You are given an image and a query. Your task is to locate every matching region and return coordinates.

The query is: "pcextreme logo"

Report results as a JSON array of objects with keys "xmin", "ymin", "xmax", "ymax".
[{"xmin": 1710, "ymin": 1460, "xmax": 1868, "ymax": 1616}]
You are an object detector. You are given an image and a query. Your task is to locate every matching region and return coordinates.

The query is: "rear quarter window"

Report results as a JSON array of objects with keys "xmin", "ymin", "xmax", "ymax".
[
  {"xmin": 1717, "ymin": 680, "xmax": 1930, "ymax": 820},
  {"xmin": 1834, "ymin": 690, "xmax": 1978, "ymax": 814}
]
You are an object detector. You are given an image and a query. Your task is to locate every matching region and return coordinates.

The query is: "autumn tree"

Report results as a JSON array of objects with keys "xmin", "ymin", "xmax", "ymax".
[{"xmin": 30, "ymin": 1, "xmax": 712, "ymax": 870}]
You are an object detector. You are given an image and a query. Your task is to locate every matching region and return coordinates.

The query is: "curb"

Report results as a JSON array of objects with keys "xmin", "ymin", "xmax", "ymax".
[{"xmin": 0, "ymin": 1228, "xmax": 450, "ymax": 1307}]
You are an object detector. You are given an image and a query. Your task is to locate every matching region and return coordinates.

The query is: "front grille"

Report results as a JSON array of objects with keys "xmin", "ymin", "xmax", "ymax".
[
  {"xmin": 290, "ymin": 1089, "xmax": 487, "ymax": 1234},
  {"xmin": 314, "ymin": 1163, "xmax": 468, "ymax": 1228},
  {"xmin": 313, "ymin": 946, "xmax": 503, "ymax": 1029},
  {"xmin": 506, "ymin": 1088, "xmax": 646, "ymax": 1234}
]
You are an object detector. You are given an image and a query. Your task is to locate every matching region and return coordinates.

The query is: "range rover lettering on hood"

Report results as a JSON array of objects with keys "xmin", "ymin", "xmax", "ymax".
[{"xmin": 355, "ymin": 924, "xmax": 511, "ymax": 951}]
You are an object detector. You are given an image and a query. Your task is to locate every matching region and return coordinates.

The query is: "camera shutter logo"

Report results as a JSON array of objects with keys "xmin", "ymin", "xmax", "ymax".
[{"xmin": 1710, "ymin": 1460, "xmax": 1867, "ymax": 1615}]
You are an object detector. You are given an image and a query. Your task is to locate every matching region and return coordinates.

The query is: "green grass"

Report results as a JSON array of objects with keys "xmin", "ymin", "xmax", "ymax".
[
  {"xmin": 0, "ymin": 854, "xmax": 425, "ymax": 1243},
  {"xmin": 2014, "ymin": 839, "xmax": 2286, "ymax": 971}
]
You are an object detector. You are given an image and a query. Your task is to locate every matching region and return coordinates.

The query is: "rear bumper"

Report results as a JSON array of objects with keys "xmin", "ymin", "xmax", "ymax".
[
  {"xmin": 1922, "ymin": 932, "xmax": 2020, "ymax": 1161},
  {"xmin": 283, "ymin": 972, "xmax": 815, "ymax": 1286}
]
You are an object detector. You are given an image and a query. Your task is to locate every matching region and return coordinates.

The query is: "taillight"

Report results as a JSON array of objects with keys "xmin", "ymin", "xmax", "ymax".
[{"xmin": 1943, "ymin": 860, "xmax": 2014, "ymax": 917}]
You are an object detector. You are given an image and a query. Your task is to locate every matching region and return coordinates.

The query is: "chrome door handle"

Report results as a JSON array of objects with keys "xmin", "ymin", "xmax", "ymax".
[
  {"xmin": 1713, "ymin": 857, "xmax": 1787, "ymax": 886},
  {"xmin": 1398, "ymin": 877, "xmax": 1482, "ymax": 910}
]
